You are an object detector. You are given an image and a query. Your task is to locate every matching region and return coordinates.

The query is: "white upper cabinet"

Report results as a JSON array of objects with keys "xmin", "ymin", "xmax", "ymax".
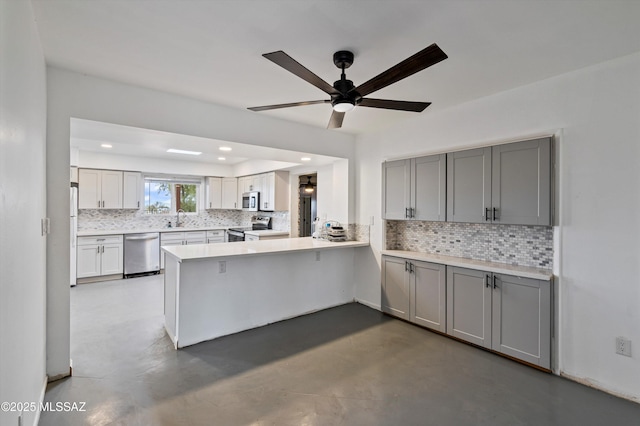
[
  {"xmin": 78, "ymin": 168, "xmax": 123, "ymax": 209},
  {"xmin": 206, "ymin": 177, "xmax": 222, "ymax": 209},
  {"xmin": 261, "ymin": 171, "xmax": 289, "ymax": 211},
  {"xmin": 221, "ymin": 177, "xmax": 238, "ymax": 209},
  {"xmin": 123, "ymin": 171, "xmax": 142, "ymax": 209}
]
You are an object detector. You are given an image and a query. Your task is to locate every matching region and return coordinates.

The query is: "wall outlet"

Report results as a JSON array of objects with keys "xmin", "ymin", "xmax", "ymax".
[
  {"xmin": 616, "ymin": 337, "xmax": 632, "ymax": 357},
  {"xmin": 218, "ymin": 261, "xmax": 226, "ymax": 274}
]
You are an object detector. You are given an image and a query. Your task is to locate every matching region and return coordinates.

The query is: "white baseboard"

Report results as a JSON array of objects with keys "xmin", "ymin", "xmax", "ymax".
[
  {"xmin": 560, "ymin": 371, "xmax": 639, "ymax": 404},
  {"xmin": 355, "ymin": 298, "xmax": 381, "ymax": 311},
  {"xmin": 32, "ymin": 376, "xmax": 47, "ymax": 426}
]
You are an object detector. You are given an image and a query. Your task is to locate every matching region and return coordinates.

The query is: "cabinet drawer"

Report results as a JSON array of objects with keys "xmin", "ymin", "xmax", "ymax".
[
  {"xmin": 161, "ymin": 232, "xmax": 185, "ymax": 243},
  {"xmin": 184, "ymin": 231, "xmax": 206, "ymax": 242},
  {"xmin": 207, "ymin": 237, "xmax": 224, "ymax": 244},
  {"xmin": 206, "ymin": 230, "xmax": 225, "ymax": 238},
  {"xmin": 78, "ymin": 235, "xmax": 123, "ymax": 245}
]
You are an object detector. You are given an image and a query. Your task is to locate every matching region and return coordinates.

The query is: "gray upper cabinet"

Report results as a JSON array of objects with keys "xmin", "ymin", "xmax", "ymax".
[
  {"xmin": 492, "ymin": 273, "xmax": 551, "ymax": 368},
  {"xmin": 491, "ymin": 138, "xmax": 552, "ymax": 225},
  {"xmin": 382, "ymin": 159, "xmax": 411, "ymax": 220},
  {"xmin": 446, "ymin": 147, "xmax": 492, "ymax": 224},
  {"xmin": 382, "ymin": 154, "xmax": 446, "ymax": 221},
  {"xmin": 446, "ymin": 266, "xmax": 492, "ymax": 348},
  {"xmin": 381, "ymin": 255, "xmax": 410, "ymax": 320},
  {"xmin": 447, "ymin": 137, "xmax": 552, "ymax": 226}
]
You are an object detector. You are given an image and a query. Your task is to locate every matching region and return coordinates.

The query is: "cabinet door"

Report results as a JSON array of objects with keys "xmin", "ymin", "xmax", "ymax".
[
  {"xmin": 160, "ymin": 239, "xmax": 183, "ymax": 269},
  {"xmin": 491, "ymin": 138, "xmax": 552, "ymax": 225},
  {"xmin": 77, "ymin": 244, "xmax": 101, "ymax": 278},
  {"xmin": 221, "ymin": 178, "xmax": 238, "ymax": 209},
  {"xmin": 382, "ymin": 159, "xmax": 411, "ymax": 220},
  {"xmin": 123, "ymin": 172, "xmax": 141, "ymax": 209},
  {"xmin": 184, "ymin": 231, "xmax": 206, "ymax": 245},
  {"xmin": 446, "ymin": 266, "xmax": 492, "ymax": 348},
  {"xmin": 411, "ymin": 261, "xmax": 446, "ymax": 332},
  {"xmin": 78, "ymin": 169, "xmax": 101, "ymax": 209},
  {"xmin": 206, "ymin": 177, "xmax": 222, "ymax": 209},
  {"xmin": 262, "ymin": 172, "xmax": 274, "ymax": 211},
  {"xmin": 101, "ymin": 243, "xmax": 123, "ymax": 275},
  {"xmin": 446, "ymin": 148, "xmax": 491, "ymax": 223},
  {"xmin": 492, "ymin": 274, "xmax": 551, "ymax": 368},
  {"xmin": 412, "ymin": 154, "xmax": 446, "ymax": 221},
  {"xmin": 381, "ymin": 256, "xmax": 410, "ymax": 320},
  {"xmin": 100, "ymin": 170, "xmax": 123, "ymax": 209}
]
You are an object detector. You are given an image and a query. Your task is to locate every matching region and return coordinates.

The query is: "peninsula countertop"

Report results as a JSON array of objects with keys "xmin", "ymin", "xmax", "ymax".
[{"xmin": 162, "ymin": 237, "xmax": 368, "ymax": 261}]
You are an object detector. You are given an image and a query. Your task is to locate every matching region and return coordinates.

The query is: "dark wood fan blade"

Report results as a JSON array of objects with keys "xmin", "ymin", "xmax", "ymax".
[
  {"xmin": 248, "ymin": 100, "xmax": 330, "ymax": 112},
  {"xmin": 327, "ymin": 110, "xmax": 345, "ymax": 129},
  {"xmin": 263, "ymin": 51, "xmax": 338, "ymax": 95},
  {"xmin": 359, "ymin": 98, "xmax": 431, "ymax": 112},
  {"xmin": 353, "ymin": 44, "xmax": 447, "ymax": 97}
]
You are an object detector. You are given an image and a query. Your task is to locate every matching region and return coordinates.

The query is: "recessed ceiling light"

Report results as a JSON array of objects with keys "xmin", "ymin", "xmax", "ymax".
[
  {"xmin": 301, "ymin": 157, "xmax": 311, "ymax": 161},
  {"xmin": 101, "ymin": 143, "xmax": 112, "ymax": 148},
  {"xmin": 218, "ymin": 157, "xmax": 226, "ymax": 161},
  {"xmin": 219, "ymin": 147, "xmax": 232, "ymax": 152},
  {"xmin": 167, "ymin": 149, "xmax": 202, "ymax": 156}
]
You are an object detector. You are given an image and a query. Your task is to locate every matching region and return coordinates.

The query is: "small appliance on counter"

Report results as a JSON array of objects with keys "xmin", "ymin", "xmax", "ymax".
[
  {"xmin": 227, "ymin": 216, "xmax": 272, "ymax": 242},
  {"xmin": 313, "ymin": 220, "xmax": 346, "ymax": 242}
]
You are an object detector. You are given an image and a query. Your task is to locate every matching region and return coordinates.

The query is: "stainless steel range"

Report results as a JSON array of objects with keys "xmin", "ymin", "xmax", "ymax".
[{"xmin": 227, "ymin": 216, "xmax": 271, "ymax": 242}]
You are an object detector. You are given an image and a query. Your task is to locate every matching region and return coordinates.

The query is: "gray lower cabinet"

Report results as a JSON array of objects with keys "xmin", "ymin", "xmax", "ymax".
[
  {"xmin": 446, "ymin": 137, "xmax": 552, "ymax": 226},
  {"xmin": 382, "ymin": 255, "xmax": 446, "ymax": 332},
  {"xmin": 411, "ymin": 260, "xmax": 446, "ymax": 332},
  {"xmin": 446, "ymin": 266, "xmax": 551, "ymax": 369},
  {"xmin": 381, "ymin": 255, "xmax": 410, "ymax": 320}
]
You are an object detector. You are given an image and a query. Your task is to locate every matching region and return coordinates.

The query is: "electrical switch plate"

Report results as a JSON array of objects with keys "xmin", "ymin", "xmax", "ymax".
[
  {"xmin": 218, "ymin": 261, "xmax": 226, "ymax": 274},
  {"xmin": 370, "ymin": 216, "xmax": 375, "ymax": 226},
  {"xmin": 616, "ymin": 337, "xmax": 632, "ymax": 357}
]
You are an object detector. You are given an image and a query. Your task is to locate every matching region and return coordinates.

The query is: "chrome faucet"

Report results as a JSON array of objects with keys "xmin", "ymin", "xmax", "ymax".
[{"xmin": 176, "ymin": 209, "xmax": 185, "ymax": 227}]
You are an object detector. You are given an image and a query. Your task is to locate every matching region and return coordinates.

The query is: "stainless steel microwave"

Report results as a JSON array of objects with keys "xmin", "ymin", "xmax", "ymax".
[{"xmin": 242, "ymin": 191, "xmax": 259, "ymax": 211}]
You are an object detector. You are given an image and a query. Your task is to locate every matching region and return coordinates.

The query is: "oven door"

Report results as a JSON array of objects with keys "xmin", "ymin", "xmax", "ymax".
[{"xmin": 227, "ymin": 229, "xmax": 245, "ymax": 242}]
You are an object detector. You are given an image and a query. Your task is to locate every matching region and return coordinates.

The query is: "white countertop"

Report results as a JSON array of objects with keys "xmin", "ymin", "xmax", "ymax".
[
  {"xmin": 382, "ymin": 250, "xmax": 553, "ymax": 280},
  {"xmin": 77, "ymin": 226, "xmax": 230, "ymax": 237},
  {"xmin": 163, "ymin": 237, "xmax": 368, "ymax": 261},
  {"xmin": 244, "ymin": 230, "xmax": 290, "ymax": 237}
]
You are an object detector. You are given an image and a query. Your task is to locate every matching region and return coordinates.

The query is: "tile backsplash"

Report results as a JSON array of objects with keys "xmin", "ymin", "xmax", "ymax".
[
  {"xmin": 78, "ymin": 209, "xmax": 290, "ymax": 232},
  {"xmin": 387, "ymin": 221, "xmax": 553, "ymax": 269}
]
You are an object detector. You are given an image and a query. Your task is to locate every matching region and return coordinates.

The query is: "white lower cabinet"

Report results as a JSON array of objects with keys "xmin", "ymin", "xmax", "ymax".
[
  {"xmin": 160, "ymin": 231, "xmax": 208, "ymax": 268},
  {"xmin": 206, "ymin": 229, "xmax": 226, "ymax": 243},
  {"xmin": 382, "ymin": 255, "xmax": 551, "ymax": 369},
  {"xmin": 77, "ymin": 235, "xmax": 123, "ymax": 279}
]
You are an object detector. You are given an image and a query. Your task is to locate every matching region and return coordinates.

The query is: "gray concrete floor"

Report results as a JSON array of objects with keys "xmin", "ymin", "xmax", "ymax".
[{"xmin": 41, "ymin": 275, "xmax": 639, "ymax": 425}]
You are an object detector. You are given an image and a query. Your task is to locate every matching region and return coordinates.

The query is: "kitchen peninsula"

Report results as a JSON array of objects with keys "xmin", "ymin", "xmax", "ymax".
[{"xmin": 162, "ymin": 237, "xmax": 368, "ymax": 348}]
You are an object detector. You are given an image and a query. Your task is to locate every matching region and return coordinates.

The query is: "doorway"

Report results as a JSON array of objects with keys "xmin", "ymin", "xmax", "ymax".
[{"xmin": 298, "ymin": 174, "xmax": 317, "ymax": 237}]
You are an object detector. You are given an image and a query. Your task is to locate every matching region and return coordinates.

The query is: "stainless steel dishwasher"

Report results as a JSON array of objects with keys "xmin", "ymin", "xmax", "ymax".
[{"xmin": 124, "ymin": 232, "xmax": 160, "ymax": 277}]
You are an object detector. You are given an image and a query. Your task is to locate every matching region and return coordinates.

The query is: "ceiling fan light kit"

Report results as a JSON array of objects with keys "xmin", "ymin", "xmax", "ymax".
[{"xmin": 248, "ymin": 44, "xmax": 448, "ymax": 129}]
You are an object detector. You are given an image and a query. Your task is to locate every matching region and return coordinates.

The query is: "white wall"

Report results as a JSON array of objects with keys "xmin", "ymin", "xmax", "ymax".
[
  {"xmin": 45, "ymin": 67, "xmax": 356, "ymax": 378},
  {"xmin": 0, "ymin": 2, "xmax": 48, "ymax": 425},
  {"xmin": 354, "ymin": 52, "xmax": 640, "ymax": 401}
]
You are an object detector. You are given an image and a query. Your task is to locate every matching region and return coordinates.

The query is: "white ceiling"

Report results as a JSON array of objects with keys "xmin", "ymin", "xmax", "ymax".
[
  {"xmin": 70, "ymin": 118, "xmax": 341, "ymax": 169},
  {"xmin": 23, "ymin": 2, "xmax": 640, "ymax": 383},
  {"xmin": 33, "ymin": 0, "xmax": 640, "ymax": 136}
]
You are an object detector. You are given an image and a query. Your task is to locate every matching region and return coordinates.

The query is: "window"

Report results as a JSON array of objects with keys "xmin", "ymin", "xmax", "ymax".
[{"xmin": 144, "ymin": 177, "xmax": 200, "ymax": 214}]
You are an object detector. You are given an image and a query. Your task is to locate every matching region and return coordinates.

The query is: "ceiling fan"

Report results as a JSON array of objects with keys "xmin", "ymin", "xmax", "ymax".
[{"xmin": 248, "ymin": 44, "xmax": 448, "ymax": 129}]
